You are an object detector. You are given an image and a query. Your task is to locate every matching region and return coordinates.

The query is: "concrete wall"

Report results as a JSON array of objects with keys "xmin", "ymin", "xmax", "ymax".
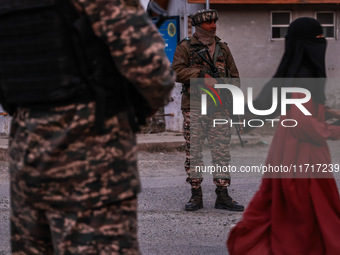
[
  {"xmin": 0, "ymin": 116, "xmax": 10, "ymax": 136},
  {"xmin": 0, "ymin": 105, "xmax": 10, "ymax": 136},
  {"xmin": 213, "ymin": 4, "xmax": 340, "ymax": 107},
  {"xmin": 213, "ymin": 4, "xmax": 340, "ymax": 78},
  {"xmin": 140, "ymin": 0, "xmax": 149, "ymax": 9},
  {"xmin": 164, "ymin": 83, "xmax": 183, "ymax": 132}
]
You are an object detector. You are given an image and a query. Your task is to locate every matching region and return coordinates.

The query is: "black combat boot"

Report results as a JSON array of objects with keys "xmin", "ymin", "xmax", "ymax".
[
  {"xmin": 185, "ymin": 187, "xmax": 203, "ymax": 211},
  {"xmin": 215, "ymin": 187, "xmax": 244, "ymax": 211}
]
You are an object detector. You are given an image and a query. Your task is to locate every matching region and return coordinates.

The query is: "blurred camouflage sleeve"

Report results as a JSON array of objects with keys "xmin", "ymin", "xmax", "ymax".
[{"xmin": 72, "ymin": 0, "xmax": 175, "ymax": 109}]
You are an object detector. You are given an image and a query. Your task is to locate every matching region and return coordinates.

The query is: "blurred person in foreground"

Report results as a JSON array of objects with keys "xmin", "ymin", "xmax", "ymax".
[
  {"xmin": 227, "ymin": 17, "xmax": 340, "ymax": 255},
  {"xmin": 0, "ymin": 0, "xmax": 174, "ymax": 254}
]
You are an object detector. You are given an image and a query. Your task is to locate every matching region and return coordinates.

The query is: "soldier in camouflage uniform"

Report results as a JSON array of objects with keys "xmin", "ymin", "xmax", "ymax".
[
  {"xmin": 4, "ymin": 0, "xmax": 174, "ymax": 254},
  {"xmin": 172, "ymin": 9, "xmax": 244, "ymax": 212}
]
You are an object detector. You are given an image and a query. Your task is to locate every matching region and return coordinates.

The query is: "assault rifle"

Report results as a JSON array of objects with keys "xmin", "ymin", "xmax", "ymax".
[{"xmin": 195, "ymin": 48, "xmax": 245, "ymax": 148}]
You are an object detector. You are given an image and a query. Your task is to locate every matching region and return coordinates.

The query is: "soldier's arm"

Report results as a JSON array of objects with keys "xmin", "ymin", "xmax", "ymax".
[
  {"xmin": 72, "ymin": 0, "xmax": 174, "ymax": 110},
  {"xmin": 221, "ymin": 43, "xmax": 240, "ymax": 87},
  {"xmin": 172, "ymin": 41, "xmax": 201, "ymax": 84}
]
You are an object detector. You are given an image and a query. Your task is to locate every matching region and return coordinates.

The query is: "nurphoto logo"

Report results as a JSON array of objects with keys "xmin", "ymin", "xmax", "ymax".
[{"xmin": 200, "ymin": 83, "xmax": 312, "ymax": 128}]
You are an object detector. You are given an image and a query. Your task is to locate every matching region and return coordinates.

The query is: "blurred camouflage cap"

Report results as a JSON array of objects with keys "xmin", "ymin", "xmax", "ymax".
[{"xmin": 191, "ymin": 9, "xmax": 219, "ymax": 26}]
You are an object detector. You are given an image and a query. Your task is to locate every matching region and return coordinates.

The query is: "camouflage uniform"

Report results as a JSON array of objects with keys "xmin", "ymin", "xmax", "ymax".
[
  {"xmin": 172, "ymin": 14, "xmax": 240, "ymax": 189},
  {"xmin": 9, "ymin": 0, "xmax": 174, "ymax": 254}
]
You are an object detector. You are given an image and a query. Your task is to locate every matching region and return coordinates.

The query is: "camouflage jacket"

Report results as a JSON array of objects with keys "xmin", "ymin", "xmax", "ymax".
[
  {"xmin": 72, "ymin": 0, "xmax": 175, "ymax": 110},
  {"xmin": 172, "ymin": 33, "xmax": 239, "ymax": 109},
  {"xmin": 9, "ymin": 0, "xmax": 175, "ymax": 212}
]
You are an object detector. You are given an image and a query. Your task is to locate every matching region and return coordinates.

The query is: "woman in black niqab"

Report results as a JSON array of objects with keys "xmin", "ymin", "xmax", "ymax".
[
  {"xmin": 252, "ymin": 17, "xmax": 327, "ymax": 117},
  {"xmin": 228, "ymin": 17, "xmax": 340, "ymax": 255}
]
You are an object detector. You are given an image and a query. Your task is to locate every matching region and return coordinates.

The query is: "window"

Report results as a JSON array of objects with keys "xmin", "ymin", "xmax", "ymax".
[
  {"xmin": 271, "ymin": 11, "xmax": 291, "ymax": 39},
  {"xmin": 316, "ymin": 12, "xmax": 335, "ymax": 39}
]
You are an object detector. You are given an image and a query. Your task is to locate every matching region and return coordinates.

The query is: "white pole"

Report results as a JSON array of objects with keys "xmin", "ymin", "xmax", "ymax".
[
  {"xmin": 206, "ymin": 0, "xmax": 210, "ymax": 9},
  {"xmin": 183, "ymin": 2, "xmax": 188, "ymax": 37}
]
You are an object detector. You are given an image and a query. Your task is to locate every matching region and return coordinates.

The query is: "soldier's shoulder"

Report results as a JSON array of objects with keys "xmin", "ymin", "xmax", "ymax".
[
  {"xmin": 219, "ymin": 42, "xmax": 232, "ymax": 53},
  {"xmin": 219, "ymin": 41, "xmax": 229, "ymax": 48},
  {"xmin": 178, "ymin": 37, "xmax": 191, "ymax": 46}
]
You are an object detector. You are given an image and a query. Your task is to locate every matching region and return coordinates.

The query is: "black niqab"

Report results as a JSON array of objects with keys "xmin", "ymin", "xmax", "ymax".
[{"xmin": 251, "ymin": 17, "xmax": 327, "ymax": 118}]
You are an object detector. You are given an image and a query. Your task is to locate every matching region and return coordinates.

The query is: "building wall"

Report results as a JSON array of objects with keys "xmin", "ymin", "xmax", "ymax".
[
  {"xmin": 213, "ymin": 4, "xmax": 340, "ymax": 107},
  {"xmin": 0, "ymin": 105, "xmax": 10, "ymax": 136},
  {"xmin": 214, "ymin": 4, "xmax": 340, "ymax": 78},
  {"xmin": 0, "ymin": 116, "xmax": 10, "ymax": 136}
]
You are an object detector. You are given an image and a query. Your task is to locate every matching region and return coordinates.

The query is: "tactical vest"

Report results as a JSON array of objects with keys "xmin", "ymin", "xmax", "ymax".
[
  {"xmin": 0, "ymin": 0, "xmax": 148, "ymax": 131},
  {"xmin": 181, "ymin": 38, "xmax": 229, "ymax": 110},
  {"xmin": 188, "ymin": 40, "xmax": 228, "ymax": 79}
]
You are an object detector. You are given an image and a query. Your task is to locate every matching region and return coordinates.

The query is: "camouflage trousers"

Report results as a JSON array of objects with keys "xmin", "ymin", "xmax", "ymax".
[
  {"xmin": 9, "ymin": 102, "xmax": 141, "ymax": 254},
  {"xmin": 182, "ymin": 109, "xmax": 231, "ymax": 188},
  {"xmin": 11, "ymin": 196, "xmax": 140, "ymax": 255}
]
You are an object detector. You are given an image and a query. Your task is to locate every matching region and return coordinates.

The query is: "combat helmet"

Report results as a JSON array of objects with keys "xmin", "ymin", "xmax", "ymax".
[{"xmin": 191, "ymin": 9, "xmax": 219, "ymax": 26}]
